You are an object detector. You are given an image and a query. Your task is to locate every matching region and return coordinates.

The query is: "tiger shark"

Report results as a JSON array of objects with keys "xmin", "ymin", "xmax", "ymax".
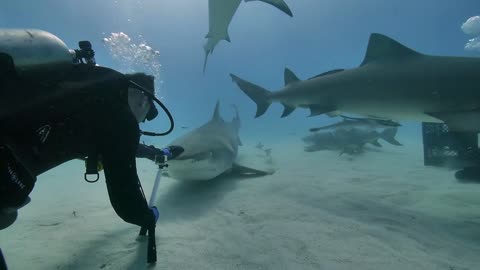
[
  {"xmin": 203, "ymin": 0, "xmax": 292, "ymax": 73},
  {"xmin": 230, "ymin": 33, "xmax": 480, "ymax": 132},
  {"xmin": 303, "ymin": 127, "xmax": 402, "ymax": 154},
  {"xmin": 165, "ymin": 101, "xmax": 272, "ymax": 181}
]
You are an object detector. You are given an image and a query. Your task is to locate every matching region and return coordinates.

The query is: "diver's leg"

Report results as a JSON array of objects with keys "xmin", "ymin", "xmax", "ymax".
[
  {"xmin": 0, "ymin": 248, "xmax": 7, "ymax": 270},
  {"xmin": 0, "ymin": 53, "xmax": 17, "ymax": 81},
  {"xmin": 0, "ymin": 145, "xmax": 35, "ymax": 230}
]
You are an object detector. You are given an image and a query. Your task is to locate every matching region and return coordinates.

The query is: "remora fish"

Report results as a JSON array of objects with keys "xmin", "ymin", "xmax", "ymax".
[
  {"xmin": 309, "ymin": 116, "xmax": 400, "ymax": 132},
  {"xmin": 230, "ymin": 33, "xmax": 480, "ymax": 132}
]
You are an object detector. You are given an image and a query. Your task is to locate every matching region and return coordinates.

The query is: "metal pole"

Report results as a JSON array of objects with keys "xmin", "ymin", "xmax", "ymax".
[
  {"xmin": 148, "ymin": 167, "xmax": 162, "ymax": 207},
  {"xmin": 139, "ymin": 164, "xmax": 163, "ymax": 236}
]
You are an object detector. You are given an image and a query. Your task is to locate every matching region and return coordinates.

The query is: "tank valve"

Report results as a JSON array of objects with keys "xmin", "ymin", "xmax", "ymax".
[{"xmin": 73, "ymin": 40, "xmax": 96, "ymax": 66}]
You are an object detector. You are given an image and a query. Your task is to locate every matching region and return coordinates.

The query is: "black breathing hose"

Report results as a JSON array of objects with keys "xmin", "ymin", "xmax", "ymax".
[{"xmin": 129, "ymin": 81, "xmax": 174, "ymax": 136}]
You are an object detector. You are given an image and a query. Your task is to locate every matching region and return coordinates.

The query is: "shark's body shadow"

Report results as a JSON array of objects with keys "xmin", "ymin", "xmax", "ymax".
[{"xmin": 155, "ymin": 173, "xmax": 261, "ymax": 223}]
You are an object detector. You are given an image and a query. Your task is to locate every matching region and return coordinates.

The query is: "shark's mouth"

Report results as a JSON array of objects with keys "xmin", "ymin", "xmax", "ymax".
[{"xmin": 175, "ymin": 151, "xmax": 213, "ymax": 161}]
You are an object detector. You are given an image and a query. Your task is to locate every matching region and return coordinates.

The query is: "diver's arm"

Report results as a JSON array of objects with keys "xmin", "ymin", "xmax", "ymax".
[
  {"xmin": 136, "ymin": 144, "xmax": 159, "ymax": 162},
  {"xmin": 99, "ymin": 107, "xmax": 155, "ymax": 227},
  {"xmin": 136, "ymin": 144, "xmax": 184, "ymax": 163}
]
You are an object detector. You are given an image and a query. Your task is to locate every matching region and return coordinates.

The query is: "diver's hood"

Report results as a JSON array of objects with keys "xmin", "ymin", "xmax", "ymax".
[{"xmin": 125, "ymin": 73, "xmax": 159, "ymax": 121}]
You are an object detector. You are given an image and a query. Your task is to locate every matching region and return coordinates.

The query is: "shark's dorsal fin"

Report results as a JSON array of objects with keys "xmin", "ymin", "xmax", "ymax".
[
  {"xmin": 212, "ymin": 100, "xmax": 222, "ymax": 121},
  {"xmin": 361, "ymin": 33, "xmax": 422, "ymax": 66},
  {"xmin": 284, "ymin": 68, "xmax": 300, "ymax": 85}
]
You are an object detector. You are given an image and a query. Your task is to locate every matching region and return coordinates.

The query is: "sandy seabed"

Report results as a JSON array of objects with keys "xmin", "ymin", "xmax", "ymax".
[{"xmin": 1, "ymin": 137, "xmax": 480, "ymax": 270}]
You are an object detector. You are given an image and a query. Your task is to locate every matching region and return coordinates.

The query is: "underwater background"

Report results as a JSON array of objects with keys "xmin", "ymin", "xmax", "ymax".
[
  {"xmin": 2, "ymin": 0, "xmax": 480, "ymax": 269},
  {"xmin": 2, "ymin": 0, "xmax": 478, "ymax": 144}
]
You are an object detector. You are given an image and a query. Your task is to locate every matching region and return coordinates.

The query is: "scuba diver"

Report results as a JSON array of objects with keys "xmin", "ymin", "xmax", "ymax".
[{"xmin": 0, "ymin": 29, "xmax": 181, "ymax": 265}]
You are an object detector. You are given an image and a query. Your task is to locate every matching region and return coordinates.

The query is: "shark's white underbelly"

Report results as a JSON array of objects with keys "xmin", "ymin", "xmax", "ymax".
[{"xmin": 166, "ymin": 157, "xmax": 233, "ymax": 181}]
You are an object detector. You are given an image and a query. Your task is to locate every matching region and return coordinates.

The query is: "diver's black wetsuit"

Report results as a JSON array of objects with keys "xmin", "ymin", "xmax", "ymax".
[{"xmin": 0, "ymin": 64, "xmax": 155, "ymax": 228}]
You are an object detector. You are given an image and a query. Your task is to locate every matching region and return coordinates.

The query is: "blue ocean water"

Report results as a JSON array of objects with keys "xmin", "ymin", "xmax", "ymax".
[
  {"xmin": 2, "ymin": 1, "xmax": 480, "ymax": 268},
  {"xmin": 2, "ymin": 0, "xmax": 478, "ymax": 145}
]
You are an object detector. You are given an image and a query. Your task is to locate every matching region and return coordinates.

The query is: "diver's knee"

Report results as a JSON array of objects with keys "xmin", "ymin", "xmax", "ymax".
[{"xmin": 0, "ymin": 209, "xmax": 18, "ymax": 230}]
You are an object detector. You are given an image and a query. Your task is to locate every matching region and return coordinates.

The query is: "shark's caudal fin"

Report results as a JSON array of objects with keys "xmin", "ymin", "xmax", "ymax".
[
  {"xmin": 380, "ymin": 128, "xmax": 402, "ymax": 146},
  {"xmin": 203, "ymin": 38, "xmax": 221, "ymax": 74},
  {"xmin": 203, "ymin": 51, "xmax": 210, "ymax": 74},
  {"xmin": 230, "ymin": 74, "xmax": 272, "ymax": 118},
  {"xmin": 360, "ymin": 33, "xmax": 422, "ymax": 66},
  {"xmin": 244, "ymin": 0, "xmax": 293, "ymax": 17}
]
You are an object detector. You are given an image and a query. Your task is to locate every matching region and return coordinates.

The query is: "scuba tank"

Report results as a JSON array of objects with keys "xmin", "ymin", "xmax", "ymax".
[
  {"xmin": 0, "ymin": 28, "xmax": 97, "ymax": 122},
  {"xmin": 0, "ymin": 29, "xmax": 76, "ymax": 82},
  {"xmin": 0, "ymin": 28, "xmax": 172, "ymax": 138}
]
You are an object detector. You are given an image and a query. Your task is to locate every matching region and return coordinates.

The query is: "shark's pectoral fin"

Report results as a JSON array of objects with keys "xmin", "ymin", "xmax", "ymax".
[
  {"xmin": 245, "ymin": 0, "xmax": 293, "ymax": 17},
  {"xmin": 326, "ymin": 111, "xmax": 341, "ymax": 117},
  {"xmin": 426, "ymin": 110, "xmax": 480, "ymax": 132},
  {"xmin": 308, "ymin": 105, "xmax": 336, "ymax": 117},
  {"xmin": 380, "ymin": 128, "xmax": 403, "ymax": 146},
  {"xmin": 232, "ymin": 162, "xmax": 275, "ymax": 176},
  {"xmin": 370, "ymin": 140, "xmax": 382, "ymax": 147},
  {"xmin": 281, "ymin": 103, "xmax": 295, "ymax": 117}
]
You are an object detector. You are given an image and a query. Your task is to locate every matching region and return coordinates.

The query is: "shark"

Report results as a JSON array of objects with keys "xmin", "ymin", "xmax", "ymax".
[
  {"xmin": 303, "ymin": 127, "xmax": 402, "ymax": 155},
  {"xmin": 165, "ymin": 101, "xmax": 272, "ymax": 181},
  {"xmin": 203, "ymin": 0, "xmax": 293, "ymax": 73},
  {"xmin": 230, "ymin": 33, "xmax": 480, "ymax": 132}
]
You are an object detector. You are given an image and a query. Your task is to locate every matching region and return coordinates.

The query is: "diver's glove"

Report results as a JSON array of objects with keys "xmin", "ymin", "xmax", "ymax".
[
  {"xmin": 162, "ymin": 145, "xmax": 184, "ymax": 160},
  {"xmin": 154, "ymin": 146, "xmax": 184, "ymax": 164},
  {"xmin": 150, "ymin": 206, "xmax": 159, "ymax": 224},
  {"xmin": 136, "ymin": 144, "xmax": 184, "ymax": 163}
]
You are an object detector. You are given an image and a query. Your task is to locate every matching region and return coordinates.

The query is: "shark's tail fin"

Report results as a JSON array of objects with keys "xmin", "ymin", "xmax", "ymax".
[
  {"xmin": 380, "ymin": 128, "xmax": 402, "ymax": 146},
  {"xmin": 245, "ymin": 0, "xmax": 293, "ymax": 17},
  {"xmin": 230, "ymin": 74, "xmax": 272, "ymax": 118},
  {"xmin": 202, "ymin": 52, "xmax": 209, "ymax": 75},
  {"xmin": 203, "ymin": 38, "xmax": 220, "ymax": 74}
]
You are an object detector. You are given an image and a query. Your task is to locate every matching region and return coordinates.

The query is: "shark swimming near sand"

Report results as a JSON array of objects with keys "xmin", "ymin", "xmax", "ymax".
[
  {"xmin": 203, "ymin": 0, "xmax": 292, "ymax": 73},
  {"xmin": 230, "ymin": 33, "xmax": 480, "ymax": 132},
  {"xmin": 303, "ymin": 127, "xmax": 402, "ymax": 155},
  {"xmin": 165, "ymin": 101, "xmax": 273, "ymax": 181}
]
